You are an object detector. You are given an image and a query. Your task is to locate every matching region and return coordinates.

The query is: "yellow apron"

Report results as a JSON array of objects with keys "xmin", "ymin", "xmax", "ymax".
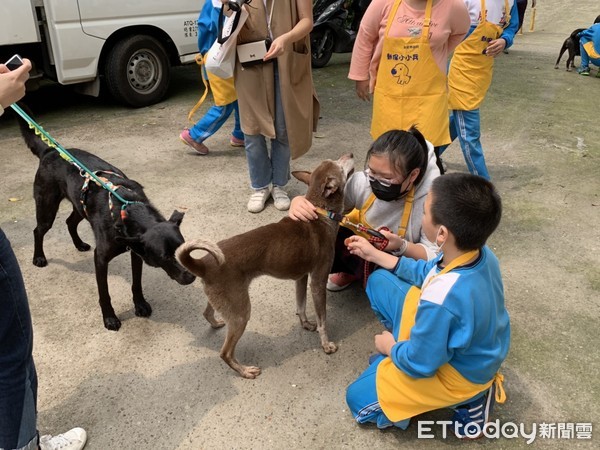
[
  {"xmin": 371, "ymin": 0, "xmax": 450, "ymax": 146},
  {"xmin": 448, "ymin": 0, "xmax": 510, "ymax": 110},
  {"xmin": 343, "ymin": 188, "xmax": 415, "ymax": 240},
  {"xmin": 376, "ymin": 250, "xmax": 506, "ymax": 422},
  {"xmin": 188, "ymin": 53, "xmax": 238, "ymax": 122}
]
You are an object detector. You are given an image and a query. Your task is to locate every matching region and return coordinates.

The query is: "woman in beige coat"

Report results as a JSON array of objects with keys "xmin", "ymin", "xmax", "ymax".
[{"xmin": 224, "ymin": 0, "xmax": 319, "ymax": 213}]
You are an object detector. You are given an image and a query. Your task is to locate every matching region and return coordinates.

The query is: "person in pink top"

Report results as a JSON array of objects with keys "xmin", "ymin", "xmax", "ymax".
[{"xmin": 349, "ymin": 0, "xmax": 469, "ymax": 173}]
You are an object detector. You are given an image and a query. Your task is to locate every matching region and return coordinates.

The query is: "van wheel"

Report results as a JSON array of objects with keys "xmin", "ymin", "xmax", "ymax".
[{"xmin": 104, "ymin": 35, "xmax": 170, "ymax": 107}]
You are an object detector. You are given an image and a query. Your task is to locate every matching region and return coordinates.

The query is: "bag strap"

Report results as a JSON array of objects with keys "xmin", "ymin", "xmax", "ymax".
[
  {"xmin": 217, "ymin": 5, "xmax": 243, "ymax": 44},
  {"xmin": 187, "ymin": 54, "xmax": 210, "ymax": 122}
]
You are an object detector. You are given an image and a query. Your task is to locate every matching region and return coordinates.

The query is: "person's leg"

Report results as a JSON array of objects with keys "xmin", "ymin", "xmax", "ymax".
[
  {"xmin": 230, "ymin": 101, "xmax": 245, "ymax": 144},
  {"xmin": 454, "ymin": 109, "xmax": 490, "ymax": 180},
  {"xmin": 517, "ymin": 0, "xmax": 527, "ymax": 32},
  {"xmin": 270, "ymin": 67, "xmax": 291, "ymax": 210},
  {"xmin": 365, "ymin": 269, "xmax": 412, "ymax": 337},
  {"xmin": 0, "ymin": 228, "xmax": 38, "ymax": 450},
  {"xmin": 244, "ymin": 133, "xmax": 272, "ymax": 212},
  {"xmin": 346, "ymin": 355, "xmax": 410, "ymax": 429},
  {"xmin": 189, "ymin": 104, "xmax": 234, "ymax": 143},
  {"xmin": 579, "ymin": 41, "xmax": 591, "ymax": 74}
]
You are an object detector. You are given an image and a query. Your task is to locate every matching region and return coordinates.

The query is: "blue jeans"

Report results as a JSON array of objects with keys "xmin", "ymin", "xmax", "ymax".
[
  {"xmin": 0, "ymin": 229, "xmax": 38, "ymax": 450},
  {"xmin": 580, "ymin": 41, "xmax": 600, "ymax": 68},
  {"xmin": 244, "ymin": 67, "xmax": 290, "ymax": 190},
  {"xmin": 189, "ymin": 100, "xmax": 244, "ymax": 143},
  {"xmin": 345, "ymin": 270, "xmax": 411, "ymax": 430},
  {"xmin": 440, "ymin": 109, "xmax": 490, "ymax": 180}
]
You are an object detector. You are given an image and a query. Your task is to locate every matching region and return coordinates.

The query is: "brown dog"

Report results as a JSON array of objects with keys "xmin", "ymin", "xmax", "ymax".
[{"xmin": 176, "ymin": 154, "xmax": 354, "ymax": 378}]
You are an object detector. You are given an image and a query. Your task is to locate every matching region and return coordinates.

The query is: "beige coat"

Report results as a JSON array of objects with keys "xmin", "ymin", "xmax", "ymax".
[{"xmin": 234, "ymin": 0, "xmax": 320, "ymax": 159}]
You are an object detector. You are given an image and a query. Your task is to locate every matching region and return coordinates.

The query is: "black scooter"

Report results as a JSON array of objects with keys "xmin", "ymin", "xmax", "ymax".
[{"xmin": 310, "ymin": 0, "xmax": 371, "ymax": 68}]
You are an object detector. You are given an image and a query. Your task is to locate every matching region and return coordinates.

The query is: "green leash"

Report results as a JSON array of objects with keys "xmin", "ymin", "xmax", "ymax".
[{"xmin": 11, "ymin": 103, "xmax": 142, "ymax": 211}]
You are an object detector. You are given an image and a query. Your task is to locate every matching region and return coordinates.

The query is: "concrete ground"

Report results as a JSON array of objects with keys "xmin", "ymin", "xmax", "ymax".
[{"xmin": 0, "ymin": 0, "xmax": 598, "ymax": 448}]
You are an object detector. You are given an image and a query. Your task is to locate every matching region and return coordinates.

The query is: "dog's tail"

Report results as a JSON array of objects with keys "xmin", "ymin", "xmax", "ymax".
[
  {"xmin": 175, "ymin": 239, "xmax": 225, "ymax": 278},
  {"xmin": 14, "ymin": 102, "xmax": 52, "ymax": 159}
]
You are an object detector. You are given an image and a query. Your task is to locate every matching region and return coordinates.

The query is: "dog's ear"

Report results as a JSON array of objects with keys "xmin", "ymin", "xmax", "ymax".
[
  {"xmin": 168, "ymin": 210, "xmax": 185, "ymax": 226},
  {"xmin": 115, "ymin": 236, "xmax": 146, "ymax": 256},
  {"xmin": 321, "ymin": 176, "xmax": 340, "ymax": 198},
  {"xmin": 292, "ymin": 171, "xmax": 312, "ymax": 185}
]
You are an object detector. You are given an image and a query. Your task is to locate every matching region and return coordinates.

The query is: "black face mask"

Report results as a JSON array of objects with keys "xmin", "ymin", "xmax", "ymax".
[{"xmin": 370, "ymin": 179, "xmax": 410, "ymax": 202}]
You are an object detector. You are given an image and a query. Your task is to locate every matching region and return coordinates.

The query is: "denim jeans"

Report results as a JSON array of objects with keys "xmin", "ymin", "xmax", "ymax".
[
  {"xmin": 440, "ymin": 109, "xmax": 490, "ymax": 180},
  {"xmin": 0, "ymin": 229, "xmax": 38, "ymax": 450},
  {"xmin": 189, "ymin": 100, "xmax": 244, "ymax": 143},
  {"xmin": 244, "ymin": 67, "xmax": 290, "ymax": 190}
]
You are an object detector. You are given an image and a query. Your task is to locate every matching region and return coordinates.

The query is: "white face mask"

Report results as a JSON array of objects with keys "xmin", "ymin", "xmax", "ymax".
[{"xmin": 431, "ymin": 226, "xmax": 446, "ymax": 254}]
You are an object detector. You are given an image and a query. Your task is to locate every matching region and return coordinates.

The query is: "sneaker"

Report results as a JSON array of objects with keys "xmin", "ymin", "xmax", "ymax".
[
  {"xmin": 326, "ymin": 272, "xmax": 359, "ymax": 291},
  {"xmin": 39, "ymin": 427, "xmax": 87, "ymax": 450},
  {"xmin": 577, "ymin": 66, "xmax": 590, "ymax": 76},
  {"xmin": 271, "ymin": 186, "xmax": 290, "ymax": 211},
  {"xmin": 247, "ymin": 188, "xmax": 271, "ymax": 213},
  {"xmin": 451, "ymin": 386, "xmax": 496, "ymax": 439},
  {"xmin": 230, "ymin": 135, "xmax": 245, "ymax": 147},
  {"xmin": 180, "ymin": 128, "xmax": 209, "ymax": 155}
]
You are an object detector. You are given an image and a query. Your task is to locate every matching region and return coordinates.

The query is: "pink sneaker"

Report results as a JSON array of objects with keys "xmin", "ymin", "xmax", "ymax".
[
  {"xmin": 230, "ymin": 135, "xmax": 245, "ymax": 147},
  {"xmin": 180, "ymin": 129, "xmax": 209, "ymax": 155},
  {"xmin": 326, "ymin": 272, "xmax": 359, "ymax": 291}
]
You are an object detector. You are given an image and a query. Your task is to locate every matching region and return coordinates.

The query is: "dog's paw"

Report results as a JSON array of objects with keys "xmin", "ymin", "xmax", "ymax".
[
  {"xmin": 301, "ymin": 320, "xmax": 317, "ymax": 331},
  {"xmin": 76, "ymin": 242, "xmax": 91, "ymax": 252},
  {"xmin": 322, "ymin": 341, "xmax": 338, "ymax": 354},
  {"xmin": 32, "ymin": 256, "xmax": 48, "ymax": 267},
  {"xmin": 134, "ymin": 300, "xmax": 152, "ymax": 318},
  {"xmin": 240, "ymin": 365, "xmax": 262, "ymax": 379},
  {"xmin": 104, "ymin": 316, "xmax": 122, "ymax": 331}
]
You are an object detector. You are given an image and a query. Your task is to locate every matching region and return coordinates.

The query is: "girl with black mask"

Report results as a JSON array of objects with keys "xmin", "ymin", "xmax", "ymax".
[{"xmin": 289, "ymin": 126, "xmax": 441, "ymax": 291}]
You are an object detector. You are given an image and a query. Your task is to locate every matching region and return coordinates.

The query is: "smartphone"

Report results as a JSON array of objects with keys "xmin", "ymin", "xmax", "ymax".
[{"xmin": 5, "ymin": 54, "xmax": 24, "ymax": 71}]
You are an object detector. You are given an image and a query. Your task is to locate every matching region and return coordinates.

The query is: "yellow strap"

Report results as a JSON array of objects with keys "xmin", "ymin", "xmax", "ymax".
[
  {"xmin": 493, "ymin": 373, "xmax": 507, "ymax": 404},
  {"xmin": 397, "ymin": 187, "xmax": 415, "ymax": 238},
  {"xmin": 187, "ymin": 53, "xmax": 210, "ymax": 123},
  {"xmin": 481, "ymin": 0, "xmax": 486, "ymax": 23},
  {"xmin": 421, "ymin": 0, "xmax": 433, "ymax": 43},
  {"xmin": 399, "ymin": 286, "xmax": 421, "ymax": 340}
]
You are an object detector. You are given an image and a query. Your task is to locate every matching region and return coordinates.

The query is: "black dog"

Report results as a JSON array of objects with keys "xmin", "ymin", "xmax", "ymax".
[
  {"xmin": 555, "ymin": 16, "xmax": 600, "ymax": 71},
  {"xmin": 555, "ymin": 28, "xmax": 586, "ymax": 71},
  {"xmin": 17, "ymin": 106, "xmax": 195, "ymax": 330}
]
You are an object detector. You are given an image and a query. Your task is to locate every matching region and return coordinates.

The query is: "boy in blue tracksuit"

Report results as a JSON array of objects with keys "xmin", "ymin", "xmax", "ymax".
[
  {"xmin": 577, "ymin": 23, "xmax": 600, "ymax": 77},
  {"xmin": 345, "ymin": 173, "xmax": 510, "ymax": 439},
  {"xmin": 439, "ymin": 0, "xmax": 519, "ymax": 180},
  {"xmin": 179, "ymin": 0, "xmax": 244, "ymax": 155}
]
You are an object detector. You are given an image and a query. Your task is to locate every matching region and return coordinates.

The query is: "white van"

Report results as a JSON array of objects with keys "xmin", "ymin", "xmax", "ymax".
[{"xmin": 0, "ymin": 0, "xmax": 203, "ymax": 107}]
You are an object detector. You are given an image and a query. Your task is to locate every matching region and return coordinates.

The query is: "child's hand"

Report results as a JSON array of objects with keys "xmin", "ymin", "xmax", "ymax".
[
  {"xmin": 380, "ymin": 230, "xmax": 404, "ymax": 252},
  {"xmin": 345, "ymin": 235, "xmax": 399, "ymax": 269},
  {"xmin": 375, "ymin": 331, "xmax": 396, "ymax": 356},
  {"xmin": 288, "ymin": 195, "xmax": 318, "ymax": 222},
  {"xmin": 355, "ymin": 80, "xmax": 370, "ymax": 101},
  {"xmin": 345, "ymin": 235, "xmax": 378, "ymax": 261}
]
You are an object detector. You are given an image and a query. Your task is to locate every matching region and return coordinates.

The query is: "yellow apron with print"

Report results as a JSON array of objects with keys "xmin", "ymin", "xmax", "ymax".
[
  {"xmin": 375, "ymin": 250, "xmax": 506, "ymax": 422},
  {"xmin": 371, "ymin": 0, "xmax": 450, "ymax": 146},
  {"xmin": 448, "ymin": 0, "xmax": 510, "ymax": 110},
  {"xmin": 343, "ymin": 187, "xmax": 414, "ymax": 240}
]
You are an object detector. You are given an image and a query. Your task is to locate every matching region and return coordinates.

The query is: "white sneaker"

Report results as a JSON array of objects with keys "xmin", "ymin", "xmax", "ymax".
[
  {"xmin": 271, "ymin": 186, "xmax": 290, "ymax": 211},
  {"xmin": 39, "ymin": 427, "xmax": 87, "ymax": 450},
  {"xmin": 247, "ymin": 188, "xmax": 271, "ymax": 213}
]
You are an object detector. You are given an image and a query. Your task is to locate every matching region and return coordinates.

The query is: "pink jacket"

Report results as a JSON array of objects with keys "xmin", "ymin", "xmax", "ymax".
[{"xmin": 349, "ymin": 0, "xmax": 470, "ymax": 92}]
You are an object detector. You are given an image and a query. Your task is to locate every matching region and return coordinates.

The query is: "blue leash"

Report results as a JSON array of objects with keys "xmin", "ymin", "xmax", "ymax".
[{"xmin": 11, "ymin": 103, "xmax": 143, "ymax": 211}]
